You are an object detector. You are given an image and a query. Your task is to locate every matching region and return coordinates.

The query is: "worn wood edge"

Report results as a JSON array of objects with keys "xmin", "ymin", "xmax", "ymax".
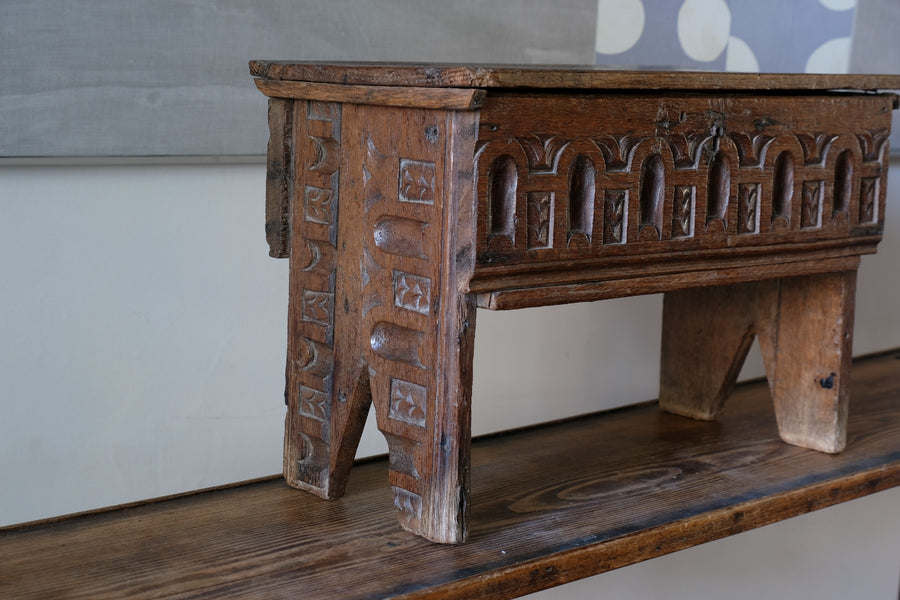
[
  {"xmin": 400, "ymin": 466, "xmax": 900, "ymax": 600},
  {"xmin": 253, "ymin": 79, "xmax": 485, "ymax": 110},
  {"xmin": 470, "ymin": 236, "xmax": 882, "ymax": 288},
  {"xmin": 249, "ymin": 61, "xmax": 900, "ymax": 92},
  {"xmin": 478, "ymin": 255, "xmax": 862, "ymax": 310}
]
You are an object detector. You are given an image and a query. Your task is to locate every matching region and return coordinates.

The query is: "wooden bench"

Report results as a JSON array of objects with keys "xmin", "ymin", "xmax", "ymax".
[{"xmin": 250, "ymin": 63, "xmax": 900, "ymax": 543}]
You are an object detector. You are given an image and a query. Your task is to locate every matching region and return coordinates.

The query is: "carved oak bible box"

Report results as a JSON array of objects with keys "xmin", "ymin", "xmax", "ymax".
[{"xmin": 251, "ymin": 62, "xmax": 900, "ymax": 543}]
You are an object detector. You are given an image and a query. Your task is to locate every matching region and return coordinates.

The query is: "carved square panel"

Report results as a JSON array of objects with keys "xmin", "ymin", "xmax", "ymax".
[
  {"xmin": 301, "ymin": 289, "xmax": 334, "ymax": 327},
  {"xmin": 860, "ymin": 177, "xmax": 879, "ymax": 224},
  {"xmin": 737, "ymin": 183, "xmax": 760, "ymax": 234},
  {"xmin": 527, "ymin": 191, "xmax": 554, "ymax": 249},
  {"xmin": 389, "ymin": 378, "xmax": 427, "ymax": 428},
  {"xmin": 603, "ymin": 189, "xmax": 628, "ymax": 244},
  {"xmin": 801, "ymin": 180, "xmax": 824, "ymax": 229},
  {"xmin": 304, "ymin": 185, "xmax": 335, "ymax": 225},
  {"xmin": 393, "ymin": 271, "xmax": 432, "ymax": 315},
  {"xmin": 299, "ymin": 385, "xmax": 329, "ymax": 423},
  {"xmin": 398, "ymin": 159, "xmax": 436, "ymax": 205},
  {"xmin": 672, "ymin": 185, "xmax": 695, "ymax": 238}
]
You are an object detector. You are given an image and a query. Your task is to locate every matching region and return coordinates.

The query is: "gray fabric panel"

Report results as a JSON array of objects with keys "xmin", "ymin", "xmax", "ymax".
[
  {"xmin": 0, "ymin": 0, "xmax": 597, "ymax": 157},
  {"xmin": 850, "ymin": 0, "xmax": 900, "ymax": 154}
]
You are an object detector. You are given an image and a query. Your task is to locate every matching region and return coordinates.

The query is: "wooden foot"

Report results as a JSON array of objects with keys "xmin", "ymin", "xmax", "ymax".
[
  {"xmin": 278, "ymin": 98, "xmax": 480, "ymax": 542},
  {"xmin": 756, "ymin": 271, "xmax": 856, "ymax": 453},
  {"xmin": 660, "ymin": 271, "xmax": 857, "ymax": 453},
  {"xmin": 659, "ymin": 282, "xmax": 766, "ymax": 419}
]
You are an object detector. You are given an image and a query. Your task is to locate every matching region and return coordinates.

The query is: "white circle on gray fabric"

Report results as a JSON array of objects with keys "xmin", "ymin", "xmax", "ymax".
[
  {"xmin": 677, "ymin": 0, "xmax": 732, "ymax": 62},
  {"xmin": 595, "ymin": 0, "xmax": 646, "ymax": 55}
]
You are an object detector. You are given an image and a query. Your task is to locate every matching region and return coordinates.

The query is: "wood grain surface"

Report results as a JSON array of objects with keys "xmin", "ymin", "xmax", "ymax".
[
  {"xmin": 249, "ymin": 61, "xmax": 900, "ymax": 92},
  {"xmin": 3, "ymin": 351, "xmax": 899, "ymax": 600}
]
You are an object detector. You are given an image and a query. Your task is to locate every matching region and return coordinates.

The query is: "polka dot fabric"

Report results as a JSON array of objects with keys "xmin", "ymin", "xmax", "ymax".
[{"xmin": 595, "ymin": 0, "xmax": 856, "ymax": 73}]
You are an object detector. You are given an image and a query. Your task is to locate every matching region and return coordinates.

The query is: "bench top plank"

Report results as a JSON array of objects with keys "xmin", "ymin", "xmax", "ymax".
[{"xmin": 250, "ymin": 61, "xmax": 900, "ymax": 92}]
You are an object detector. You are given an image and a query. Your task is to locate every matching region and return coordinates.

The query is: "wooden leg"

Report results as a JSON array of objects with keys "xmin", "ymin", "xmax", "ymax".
[
  {"xmin": 757, "ymin": 271, "xmax": 856, "ymax": 453},
  {"xmin": 368, "ymin": 293, "xmax": 477, "ymax": 543},
  {"xmin": 660, "ymin": 271, "xmax": 857, "ymax": 454},
  {"xmin": 659, "ymin": 282, "xmax": 766, "ymax": 419},
  {"xmin": 282, "ymin": 99, "xmax": 371, "ymax": 499},
  {"xmin": 280, "ymin": 100, "xmax": 480, "ymax": 542}
]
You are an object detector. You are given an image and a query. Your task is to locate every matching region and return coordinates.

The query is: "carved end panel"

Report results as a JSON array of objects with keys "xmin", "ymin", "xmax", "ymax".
[
  {"xmin": 832, "ymin": 149, "xmax": 854, "ymax": 219},
  {"xmin": 568, "ymin": 154, "xmax": 595, "ymax": 242},
  {"xmin": 526, "ymin": 191, "xmax": 554, "ymax": 250},
  {"xmin": 488, "ymin": 155, "xmax": 517, "ymax": 244},
  {"xmin": 706, "ymin": 152, "xmax": 731, "ymax": 231},
  {"xmin": 283, "ymin": 100, "xmax": 343, "ymax": 496},
  {"xmin": 603, "ymin": 190, "xmax": 628, "ymax": 245},
  {"xmin": 639, "ymin": 154, "xmax": 665, "ymax": 240},
  {"xmin": 772, "ymin": 151, "xmax": 795, "ymax": 229}
]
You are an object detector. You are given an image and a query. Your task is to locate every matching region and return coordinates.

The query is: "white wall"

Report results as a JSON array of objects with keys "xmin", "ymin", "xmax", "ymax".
[{"xmin": 1, "ymin": 160, "xmax": 898, "ymax": 598}]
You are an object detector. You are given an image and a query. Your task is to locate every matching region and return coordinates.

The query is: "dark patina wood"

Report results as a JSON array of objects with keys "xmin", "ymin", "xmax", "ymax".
[
  {"xmin": 251, "ymin": 62, "xmax": 900, "ymax": 543},
  {"xmin": 2, "ymin": 352, "xmax": 899, "ymax": 599}
]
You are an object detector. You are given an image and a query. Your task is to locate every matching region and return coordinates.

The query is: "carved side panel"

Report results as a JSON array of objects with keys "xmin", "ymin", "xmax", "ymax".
[
  {"xmin": 471, "ymin": 92, "xmax": 892, "ymax": 278},
  {"xmin": 285, "ymin": 100, "xmax": 342, "ymax": 493}
]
